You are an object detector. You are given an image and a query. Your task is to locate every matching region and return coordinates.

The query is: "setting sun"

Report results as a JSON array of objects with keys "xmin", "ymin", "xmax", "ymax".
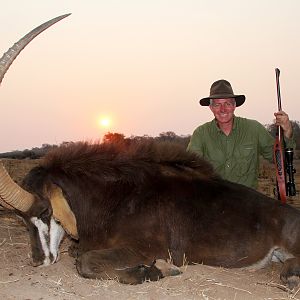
[{"xmin": 98, "ymin": 117, "xmax": 111, "ymax": 129}]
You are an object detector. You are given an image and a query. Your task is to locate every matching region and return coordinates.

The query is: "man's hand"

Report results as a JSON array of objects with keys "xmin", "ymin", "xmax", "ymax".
[{"xmin": 274, "ymin": 111, "xmax": 293, "ymax": 138}]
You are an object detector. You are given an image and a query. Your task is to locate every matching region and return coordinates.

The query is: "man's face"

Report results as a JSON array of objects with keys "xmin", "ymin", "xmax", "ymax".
[{"xmin": 209, "ymin": 98, "xmax": 236, "ymax": 125}]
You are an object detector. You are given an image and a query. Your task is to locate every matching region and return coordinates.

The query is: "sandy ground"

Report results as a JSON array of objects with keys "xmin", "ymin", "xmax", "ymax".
[{"xmin": 0, "ymin": 159, "xmax": 300, "ymax": 300}]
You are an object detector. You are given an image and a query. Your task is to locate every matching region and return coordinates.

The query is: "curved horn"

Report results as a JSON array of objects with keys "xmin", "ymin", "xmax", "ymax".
[
  {"xmin": 0, "ymin": 14, "xmax": 71, "ymax": 211},
  {"xmin": 0, "ymin": 13, "xmax": 71, "ymax": 84},
  {"xmin": 0, "ymin": 161, "xmax": 35, "ymax": 212}
]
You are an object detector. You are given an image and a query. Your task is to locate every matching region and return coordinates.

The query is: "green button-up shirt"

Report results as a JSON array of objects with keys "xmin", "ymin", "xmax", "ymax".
[{"xmin": 187, "ymin": 116, "xmax": 295, "ymax": 189}]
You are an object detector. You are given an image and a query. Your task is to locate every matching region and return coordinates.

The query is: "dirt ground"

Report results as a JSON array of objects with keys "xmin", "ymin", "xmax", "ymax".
[{"xmin": 1, "ymin": 159, "xmax": 300, "ymax": 300}]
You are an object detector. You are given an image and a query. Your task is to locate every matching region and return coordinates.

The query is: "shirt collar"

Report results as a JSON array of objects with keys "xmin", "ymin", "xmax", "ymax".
[{"xmin": 212, "ymin": 115, "xmax": 237, "ymax": 133}]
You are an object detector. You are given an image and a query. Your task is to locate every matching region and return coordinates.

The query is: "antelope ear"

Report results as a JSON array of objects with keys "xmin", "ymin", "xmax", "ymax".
[{"xmin": 48, "ymin": 184, "xmax": 78, "ymax": 240}]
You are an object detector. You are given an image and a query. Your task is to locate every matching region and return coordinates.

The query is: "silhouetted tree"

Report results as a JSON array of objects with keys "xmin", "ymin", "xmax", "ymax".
[
  {"xmin": 103, "ymin": 132, "xmax": 125, "ymax": 144},
  {"xmin": 154, "ymin": 131, "xmax": 190, "ymax": 147},
  {"xmin": 158, "ymin": 131, "xmax": 177, "ymax": 141}
]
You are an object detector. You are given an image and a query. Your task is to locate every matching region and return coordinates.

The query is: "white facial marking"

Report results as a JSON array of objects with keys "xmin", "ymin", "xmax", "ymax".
[
  {"xmin": 30, "ymin": 216, "xmax": 50, "ymax": 266},
  {"xmin": 49, "ymin": 218, "xmax": 65, "ymax": 263},
  {"xmin": 30, "ymin": 216, "xmax": 65, "ymax": 266}
]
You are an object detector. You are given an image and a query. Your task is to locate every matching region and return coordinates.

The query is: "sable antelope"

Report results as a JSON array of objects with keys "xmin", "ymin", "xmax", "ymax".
[{"xmin": 1, "ymin": 15, "xmax": 300, "ymax": 287}]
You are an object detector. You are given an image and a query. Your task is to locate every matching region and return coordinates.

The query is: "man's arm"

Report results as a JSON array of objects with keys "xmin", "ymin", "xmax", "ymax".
[
  {"xmin": 258, "ymin": 114, "xmax": 296, "ymax": 163},
  {"xmin": 187, "ymin": 128, "xmax": 204, "ymax": 156}
]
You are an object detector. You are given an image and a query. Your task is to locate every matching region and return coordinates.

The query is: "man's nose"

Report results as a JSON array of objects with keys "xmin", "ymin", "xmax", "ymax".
[{"xmin": 220, "ymin": 105, "xmax": 226, "ymax": 112}]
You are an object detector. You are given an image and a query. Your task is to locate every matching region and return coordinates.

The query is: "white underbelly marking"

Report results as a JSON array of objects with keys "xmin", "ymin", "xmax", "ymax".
[{"xmin": 243, "ymin": 247, "xmax": 294, "ymax": 271}]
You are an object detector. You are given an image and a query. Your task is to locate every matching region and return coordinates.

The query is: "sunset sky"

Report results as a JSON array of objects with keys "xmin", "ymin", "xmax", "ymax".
[{"xmin": 0, "ymin": 1, "xmax": 299, "ymax": 152}]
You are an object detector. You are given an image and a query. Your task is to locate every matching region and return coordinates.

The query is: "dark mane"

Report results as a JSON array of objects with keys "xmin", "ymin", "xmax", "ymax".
[
  {"xmin": 41, "ymin": 140, "xmax": 218, "ymax": 182},
  {"xmin": 31, "ymin": 141, "xmax": 219, "ymax": 244}
]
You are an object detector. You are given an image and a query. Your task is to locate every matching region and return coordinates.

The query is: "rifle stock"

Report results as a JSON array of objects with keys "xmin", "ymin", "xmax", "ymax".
[{"xmin": 274, "ymin": 134, "xmax": 287, "ymax": 203}]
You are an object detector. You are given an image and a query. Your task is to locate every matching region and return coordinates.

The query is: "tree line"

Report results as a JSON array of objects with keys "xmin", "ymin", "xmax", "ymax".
[{"xmin": 1, "ymin": 121, "xmax": 300, "ymax": 159}]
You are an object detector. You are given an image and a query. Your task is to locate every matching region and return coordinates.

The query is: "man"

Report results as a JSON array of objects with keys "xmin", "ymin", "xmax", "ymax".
[{"xmin": 187, "ymin": 79, "xmax": 295, "ymax": 189}]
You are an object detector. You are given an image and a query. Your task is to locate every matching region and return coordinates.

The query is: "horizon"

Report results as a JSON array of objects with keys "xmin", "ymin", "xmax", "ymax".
[
  {"xmin": 1, "ymin": 1, "xmax": 299, "ymax": 152},
  {"xmin": 2, "ymin": 119, "xmax": 299, "ymax": 153}
]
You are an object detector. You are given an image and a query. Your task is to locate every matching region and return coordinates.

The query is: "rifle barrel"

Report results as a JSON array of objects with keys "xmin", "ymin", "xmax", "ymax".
[{"xmin": 275, "ymin": 68, "xmax": 282, "ymax": 111}]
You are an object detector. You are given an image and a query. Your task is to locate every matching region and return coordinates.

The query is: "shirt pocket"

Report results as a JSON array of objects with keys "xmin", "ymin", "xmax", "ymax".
[
  {"xmin": 233, "ymin": 144, "xmax": 256, "ymax": 177},
  {"xmin": 239, "ymin": 144, "xmax": 255, "ymax": 158}
]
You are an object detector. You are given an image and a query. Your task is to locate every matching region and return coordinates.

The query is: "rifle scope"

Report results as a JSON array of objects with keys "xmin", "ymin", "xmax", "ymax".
[{"xmin": 285, "ymin": 148, "xmax": 297, "ymax": 196}]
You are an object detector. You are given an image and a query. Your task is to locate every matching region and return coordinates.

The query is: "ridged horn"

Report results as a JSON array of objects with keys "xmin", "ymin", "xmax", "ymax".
[
  {"xmin": 0, "ymin": 195, "xmax": 14, "ymax": 210},
  {"xmin": 0, "ymin": 13, "xmax": 71, "ymax": 85},
  {"xmin": 0, "ymin": 161, "xmax": 35, "ymax": 212}
]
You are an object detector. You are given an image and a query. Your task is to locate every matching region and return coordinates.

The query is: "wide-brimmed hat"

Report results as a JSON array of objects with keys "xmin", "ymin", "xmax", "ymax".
[{"xmin": 199, "ymin": 79, "xmax": 245, "ymax": 107}]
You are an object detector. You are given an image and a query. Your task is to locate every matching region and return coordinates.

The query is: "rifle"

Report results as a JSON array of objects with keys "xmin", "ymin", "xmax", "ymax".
[{"xmin": 273, "ymin": 68, "xmax": 296, "ymax": 203}]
